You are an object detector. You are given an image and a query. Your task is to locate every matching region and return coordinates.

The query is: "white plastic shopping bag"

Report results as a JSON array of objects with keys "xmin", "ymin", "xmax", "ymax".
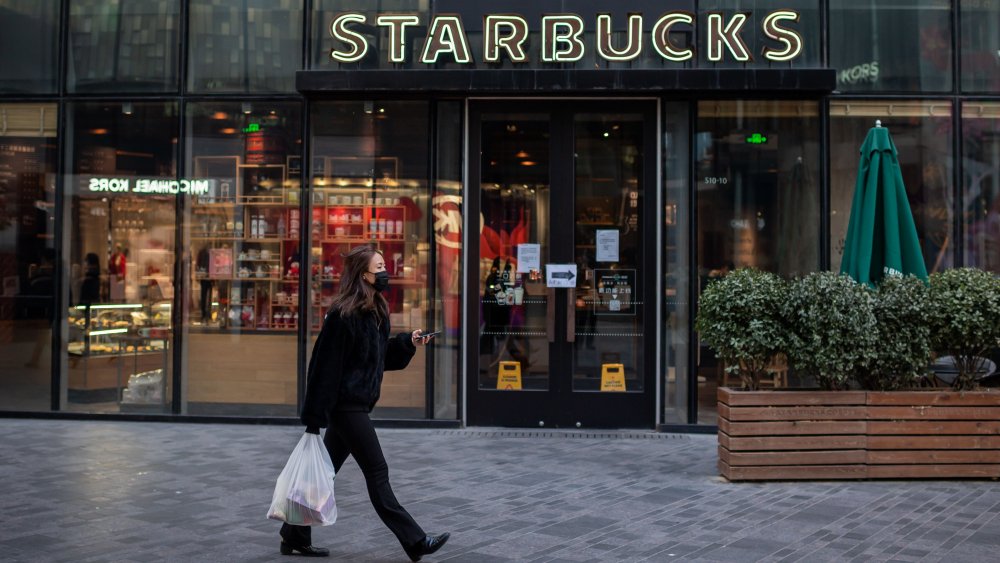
[{"xmin": 267, "ymin": 432, "xmax": 337, "ymax": 526}]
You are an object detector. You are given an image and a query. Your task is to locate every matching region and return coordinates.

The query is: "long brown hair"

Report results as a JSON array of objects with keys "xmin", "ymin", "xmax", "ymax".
[{"xmin": 329, "ymin": 244, "xmax": 387, "ymax": 322}]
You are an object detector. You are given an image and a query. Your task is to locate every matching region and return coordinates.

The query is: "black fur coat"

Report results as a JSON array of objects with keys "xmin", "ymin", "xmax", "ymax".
[{"xmin": 300, "ymin": 308, "xmax": 415, "ymax": 428}]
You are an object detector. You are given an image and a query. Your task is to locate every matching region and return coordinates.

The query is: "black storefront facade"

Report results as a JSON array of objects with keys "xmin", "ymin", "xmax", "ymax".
[{"xmin": 0, "ymin": 1, "xmax": 997, "ymax": 430}]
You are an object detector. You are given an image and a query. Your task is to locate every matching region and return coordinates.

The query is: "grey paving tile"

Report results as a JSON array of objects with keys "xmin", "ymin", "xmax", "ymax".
[{"xmin": 1, "ymin": 419, "xmax": 1000, "ymax": 562}]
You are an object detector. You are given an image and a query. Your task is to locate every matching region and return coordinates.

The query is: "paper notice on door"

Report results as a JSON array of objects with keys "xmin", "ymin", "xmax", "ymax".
[
  {"xmin": 516, "ymin": 243, "xmax": 540, "ymax": 273},
  {"xmin": 596, "ymin": 230, "xmax": 619, "ymax": 262}
]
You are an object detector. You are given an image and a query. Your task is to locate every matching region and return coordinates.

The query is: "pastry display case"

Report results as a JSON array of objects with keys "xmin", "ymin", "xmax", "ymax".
[{"xmin": 67, "ymin": 302, "xmax": 171, "ymax": 405}]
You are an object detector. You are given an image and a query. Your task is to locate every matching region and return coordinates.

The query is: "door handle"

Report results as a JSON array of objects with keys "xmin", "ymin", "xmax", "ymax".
[
  {"xmin": 566, "ymin": 288, "xmax": 576, "ymax": 343},
  {"xmin": 546, "ymin": 287, "xmax": 556, "ymax": 343}
]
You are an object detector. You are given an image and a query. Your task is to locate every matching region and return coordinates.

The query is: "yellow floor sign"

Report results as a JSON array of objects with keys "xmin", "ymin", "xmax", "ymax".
[
  {"xmin": 600, "ymin": 363, "xmax": 626, "ymax": 392},
  {"xmin": 497, "ymin": 361, "xmax": 522, "ymax": 390}
]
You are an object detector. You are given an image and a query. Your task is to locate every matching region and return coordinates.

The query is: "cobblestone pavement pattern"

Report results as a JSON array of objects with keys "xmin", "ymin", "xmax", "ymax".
[{"xmin": 1, "ymin": 420, "xmax": 999, "ymax": 562}]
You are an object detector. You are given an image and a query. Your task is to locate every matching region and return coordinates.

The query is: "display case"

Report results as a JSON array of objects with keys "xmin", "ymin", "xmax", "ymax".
[{"xmin": 67, "ymin": 302, "xmax": 171, "ymax": 405}]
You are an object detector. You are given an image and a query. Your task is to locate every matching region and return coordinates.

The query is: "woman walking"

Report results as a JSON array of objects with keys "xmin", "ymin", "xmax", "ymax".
[{"xmin": 279, "ymin": 245, "xmax": 450, "ymax": 561}]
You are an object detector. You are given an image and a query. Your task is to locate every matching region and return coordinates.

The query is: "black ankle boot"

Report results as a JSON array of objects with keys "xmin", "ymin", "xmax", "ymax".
[
  {"xmin": 404, "ymin": 533, "xmax": 450, "ymax": 562},
  {"xmin": 280, "ymin": 540, "xmax": 330, "ymax": 557}
]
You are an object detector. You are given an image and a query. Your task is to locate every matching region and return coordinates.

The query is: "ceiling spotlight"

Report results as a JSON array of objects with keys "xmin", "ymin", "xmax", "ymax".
[
  {"xmin": 364, "ymin": 101, "xmax": 374, "ymax": 114},
  {"xmin": 242, "ymin": 102, "xmax": 252, "ymax": 115},
  {"xmin": 122, "ymin": 102, "xmax": 133, "ymax": 115}
]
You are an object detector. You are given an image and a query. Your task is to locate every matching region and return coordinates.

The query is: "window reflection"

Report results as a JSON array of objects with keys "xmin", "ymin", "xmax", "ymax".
[
  {"xmin": 64, "ymin": 101, "xmax": 178, "ymax": 413},
  {"xmin": 962, "ymin": 102, "xmax": 1000, "ymax": 272},
  {"xmin": 188, "ymin": 0, "xmax": 302, "ymax": 93},
  {"xmin": 310, "ymin": 101, "xmax": 432, "ymax": 418},
  {"xmin": 0, "ymin": 0, "xmax": 59, "ymax": 93},
  {"xmin": 830, "ymin": 0, "xmax": 952, "ymax": 93},
  {"xmin": 181, "ymin": 101, "xmax": 302, "ymax": 416},
  {"xmin": 68, "ymin": 0, "xmax": 180, "ymax": 93},
  {"xmin": 960, "ymin": 0, "xmax": 1000, "ymax": 93},
  {"xmin": 0, "ymin": 103, "xmax": 57, "ymax": 410},
  {"xmin": 696, "ymin": 100, "xmax": 820, "ymax": 423}
]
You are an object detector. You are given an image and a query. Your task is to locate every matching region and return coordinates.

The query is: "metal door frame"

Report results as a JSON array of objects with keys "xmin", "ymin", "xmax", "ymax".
[{"xmin": 463, "ymin": 98, "xmax": 660, "ymax": 428}]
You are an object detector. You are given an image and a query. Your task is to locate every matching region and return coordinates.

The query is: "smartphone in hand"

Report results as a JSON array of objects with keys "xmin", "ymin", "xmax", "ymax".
[{"xmin": 418, "ymin": 329, "xmax": 441, "ymax": 338}]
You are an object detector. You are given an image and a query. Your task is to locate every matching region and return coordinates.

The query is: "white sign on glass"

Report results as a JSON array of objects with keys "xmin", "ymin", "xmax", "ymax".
[
  {"xmin": 545, "ymin": 264, "xmax": 577, "ymax": 288},
  {"xmin": 596, "ymin": 230, "xmax": 620, "ymax": 262},
  {"xmin": 516, "ymin": 243, "xmax": 540, "ymax": 273}
]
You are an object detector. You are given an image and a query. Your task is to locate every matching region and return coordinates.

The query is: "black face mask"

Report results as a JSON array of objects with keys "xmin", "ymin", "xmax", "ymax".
[{"xmin": 371, "ymin": 271, "xmax": 390, "ymax": 292}]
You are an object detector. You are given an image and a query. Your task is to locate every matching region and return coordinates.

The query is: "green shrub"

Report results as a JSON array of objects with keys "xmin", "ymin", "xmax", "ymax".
[
  {"xmin": 927, "ymin": 268, "xmax": 1000, "ymax": 390},
  {"xmin": 784, "ymin": 272, "xmax": 878, "ymax": 390},
  {"xmin": 856, "ymin": 276, "xmax": 932, "ymax": 391},
  {"xmin": 695, "ymin": 268, "xmax": 787, "ymax": 390}
]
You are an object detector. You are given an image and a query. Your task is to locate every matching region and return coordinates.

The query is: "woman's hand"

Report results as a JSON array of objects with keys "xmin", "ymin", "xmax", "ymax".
[{"xmin": 411, "ymin": 330, "xmax": 434, "ymax": 346}]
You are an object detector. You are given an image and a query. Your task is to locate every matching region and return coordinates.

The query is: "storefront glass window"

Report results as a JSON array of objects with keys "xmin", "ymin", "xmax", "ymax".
[
  {"xmin": 663, "ymin": 102, "xmax": 690, "ymax": 425},
  {"xmin": 0, "ymin": 1, "xmax": 59, "ymax": 93},
  {"xmin": 830, "ymin": 101, "xmax": 955, "ymax": 274},
  {"xmin": 180, "ymin": 101, "xmax": 302, "ymax": 416},
  {"xmin": 67, "ymin": 0, "xmax": 180, "ymax": 93},
  {"xmin": 309, "ymin": 101, "xmax": 433, "ymax": 418},
  {"xmin": 0, "ymin": 103, "xmax": 58, "ymax": 411},
  {"xmin": 188, "ymin": 0, "xmax": 303, "ymax": 93},
  {"xmin": 697, "ymin": 1, "xmax": 821, "ymax": 69},
  {"xmin": 830, "ymin": 0, "xmax": 952, "ymax": 93},
  {"xmin": 432, "ymin": 101, "xmax": 462, "ymax": 419},
  {"xmin": 696, "ymin": 100, "xmax": 821, "ymax": 423},
  {"xmin": 960, "ymin": 0, "xmax": 1000, "ymax": 93},
  {"xmin": 962, "ymin": 102, "xmax": 1000, "ymax": 272},
  {"xmin": 63, "ymin": 101, "xmax": 178, "ymax": 413}
]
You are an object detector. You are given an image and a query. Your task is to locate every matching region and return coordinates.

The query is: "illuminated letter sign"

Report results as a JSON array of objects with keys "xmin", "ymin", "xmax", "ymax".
[
  {"xmin": 541, "ymin": 15, "xmax": 585, "ymax": 62},
  {"xmin": 87, "ymin": 177, "xmax": 213, "ymax": 196},
  {"xmin": 420, "ymin": 15, "xmax": 472, "ymax": 63},
  {"xmin": 376, "ymin": 14, "xmax": 420, "ymax": 63},
  {"xmin": 330, "ymin": 13, "xmax": 368, "ymax": 62},
  {"xmin": 761, "ymin": 10, "xmax": 802, "ymax": 62},
  {"xmin": 484, "ymin": 14, "xmax": 529, "ymax": 62},
  {"xmin": 652, "ymin": 12, "xmax": 695, "ymax": 62},
  {"xmin": 706, "ymin": 12, "xmax": 751, "ymax": 62},
  {"xmin": 326, "ymin": 10, "xmax": 804, "ymax": 66},
  {"xmin": 596, "ymin": 14, "xmax": 643, "ymax": 61}
]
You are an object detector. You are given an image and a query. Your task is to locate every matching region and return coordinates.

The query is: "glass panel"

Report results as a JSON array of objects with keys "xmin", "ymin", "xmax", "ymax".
[
  {"xmin": 572, "ymin": 113, "xmax": 645, "ymax": 393},
  {"xmin": 477, "ymin": 114, "xmax": 550, "ymax": 391},
  {"xmin": 188, "ymin": 0, "xmax": 303, "ymax": 93},
  {"xmin": 697, "ymin": 1, "xmax": 821, "ymax": 68},
  {"xmin": 0, "ymin": 103, "xmax": 58, "ymax": 410},
  {"xmin": 696, "ymin": 100, "xmax": 821, "ymax": 422},
  {"xmin": 68, "ymin": 0, "xmax": 180, "ymax": 93},
  {"xmin": 960, "ymin": 0, "xmax": 1000, "ymax": 93},
  {"xmin": 663, "ymin": 102, "xmax": 690, "ymax": 424},
  {"xmin": 181, "ymin": 101, "xmax": 302, "ymax": 416},
  {"xmin": 0, "ymin": 0, "xmax": 59, "ymax": 93},
  {"xmin": 962, "ymin": 102, "xmax": 1000, "ymax": 272},
  {"xmin": 432, "ymin": 101, "xmax": 462, "ymax": 419},
  {"xmin": 63, "ymin": 101, "xmax": 178, "ymax": 413},
  {"xmin": 830, "ymin": 0, "xmax": 952, "ymax": 93},
  {"xmin": 309, "ymin": 101, "xmax": 432, "ymax": 418},
  {"xmin": 312, "ymin": 0, "xmax": 426, "ymax": 70},
  {"xmin": 830, "ymin": 101, "xmax": 954, "ymax": 274}
]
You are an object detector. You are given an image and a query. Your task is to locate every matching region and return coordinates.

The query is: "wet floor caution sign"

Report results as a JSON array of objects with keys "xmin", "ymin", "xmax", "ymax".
[
  {"xmin": 497, "ymin": 361, "xmax": 522, "ymax": 390},
  {"xmin": 600, "ymin": 363, "xmax": 626, "ymax": 392}
]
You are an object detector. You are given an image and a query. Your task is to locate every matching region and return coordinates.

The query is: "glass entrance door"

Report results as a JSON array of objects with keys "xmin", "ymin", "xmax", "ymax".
[{"xmin": 467, "ymin": 101, "xmax": 657, "ymax": 428}]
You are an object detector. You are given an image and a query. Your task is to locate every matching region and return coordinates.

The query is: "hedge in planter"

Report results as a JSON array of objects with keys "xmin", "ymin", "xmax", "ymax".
[
  {"xmin": 695, "ymin": 268, "xmax": 786, "ymax": 391},
  {"xmin": 927, "ymin": 268, "xmax": 1000, "ymax": 390},
  {"xmin": 783, "ymin": 271, "xmax": 878, "ymax": 390},
  {"xmin": 857, "ymin": 275, "xmax": 933, "ymax": 391}
]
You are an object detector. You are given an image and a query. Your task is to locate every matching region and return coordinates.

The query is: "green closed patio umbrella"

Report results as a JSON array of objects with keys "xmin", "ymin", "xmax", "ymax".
[{"xmin": 840, "ymin": 121, "xmax": 928, "ymax": 285}]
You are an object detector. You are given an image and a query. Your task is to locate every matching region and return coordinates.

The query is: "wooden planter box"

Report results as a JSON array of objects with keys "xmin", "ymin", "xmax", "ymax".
[{"xmin": 718, "ymin": 387, "xmax": 1000, "ymax": 481}]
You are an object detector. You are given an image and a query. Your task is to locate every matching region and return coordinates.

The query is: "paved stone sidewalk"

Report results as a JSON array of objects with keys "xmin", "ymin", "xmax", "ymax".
[{"xmin": 1, "ymin": 419, "xmax": 998, "ymax": 562}]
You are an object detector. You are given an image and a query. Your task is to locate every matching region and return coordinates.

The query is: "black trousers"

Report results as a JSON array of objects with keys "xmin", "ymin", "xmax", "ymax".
[{"xmin": 280, "ymin": 409, "xmax": 425, "ymax": 549}]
